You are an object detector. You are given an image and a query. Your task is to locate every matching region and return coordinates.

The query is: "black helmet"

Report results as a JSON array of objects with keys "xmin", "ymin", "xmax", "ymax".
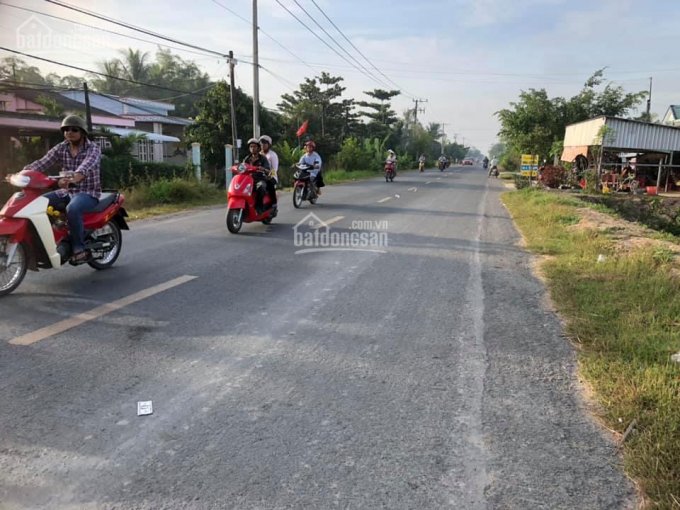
[{"xmin": 61, "ymin": 115, "xmax": 88, "ymax": 135}]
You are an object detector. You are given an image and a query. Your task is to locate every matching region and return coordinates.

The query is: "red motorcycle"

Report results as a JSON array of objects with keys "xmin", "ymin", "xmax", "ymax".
[
  {"xmin": 0, "ymin": 170, "xmax": 129, "ymax": 296},
  {"xmin": 226, "ymin": 163, "xmax": 277, "ymax": 233},
  {"xmin": 384, "ymin": 160, "xmax": 396, "ymax": 182}
]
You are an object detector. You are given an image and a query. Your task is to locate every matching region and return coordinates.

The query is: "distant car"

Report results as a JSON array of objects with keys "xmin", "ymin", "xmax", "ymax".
[{"xmin": 462, "ymin": 159, "xmax": 474, "ymax": 166}]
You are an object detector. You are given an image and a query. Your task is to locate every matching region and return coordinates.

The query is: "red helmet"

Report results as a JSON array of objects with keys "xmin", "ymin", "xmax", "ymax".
[{"xmin": 304, "ymin": 140, "xmax": 316, "ymax": 149}]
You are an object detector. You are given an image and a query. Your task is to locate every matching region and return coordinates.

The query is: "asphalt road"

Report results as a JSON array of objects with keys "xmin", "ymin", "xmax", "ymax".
[{"xmin": 0, "ymin": 165, "xmax": 634, "ymax": 509}]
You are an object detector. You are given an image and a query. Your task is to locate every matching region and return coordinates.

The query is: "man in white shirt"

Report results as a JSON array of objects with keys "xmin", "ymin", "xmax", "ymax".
[{"xmin": 259, "ymin": 135, "xmax": 278, "ymax": 208}]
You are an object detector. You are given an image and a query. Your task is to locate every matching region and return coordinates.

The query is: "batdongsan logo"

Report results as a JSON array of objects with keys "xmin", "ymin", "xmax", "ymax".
[
  {"xmin": 16, "ymin": 15, "xmax": 109, "ymax": 51},
  {"xmin": 293, "ymin": 213, "xmax": 388, "ymax": 254}
]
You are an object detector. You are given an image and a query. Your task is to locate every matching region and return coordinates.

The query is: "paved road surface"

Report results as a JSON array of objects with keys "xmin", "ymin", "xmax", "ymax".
[{"xmin": 0, "ymin": 166, "xmax": 634, "ymax": 509}]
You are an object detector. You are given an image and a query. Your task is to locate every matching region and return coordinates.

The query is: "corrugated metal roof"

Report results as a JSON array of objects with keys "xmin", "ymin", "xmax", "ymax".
[
  {"xmin": 126, "ymin": 115, "xmax": 192, "ymax": 126},
  {"xmin": 563, "ymin": 116, "xmax": 680, "ymax": 153}
]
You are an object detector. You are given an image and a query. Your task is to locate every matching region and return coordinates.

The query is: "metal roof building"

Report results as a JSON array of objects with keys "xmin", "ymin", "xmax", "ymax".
[{"xmin": 561, "ymin": 116, "xmax": 680, "ymax": 162}]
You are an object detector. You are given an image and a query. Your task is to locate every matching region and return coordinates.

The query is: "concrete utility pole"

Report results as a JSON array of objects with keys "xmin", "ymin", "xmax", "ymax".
[
  {"xmin": 646, "ymin": 77, "xmax": 652, "ymax": 120},
  {"xmin": 83, "ymin": 82, "xmax": 92, "ymax": 134},
  {"xmin": 412, "ymin": 98, "xmax": 427, "ymax": 123},
  {"xmin": 440, "ymin": 122, "xmax": 448, "ymax": 154},
  {"xmin": 228, "ymin": 50, "xmax": 238, "ymax": 163},
  {"xmin": 252, "ymin": 0, "xmax": 260, "ymax": 138}
]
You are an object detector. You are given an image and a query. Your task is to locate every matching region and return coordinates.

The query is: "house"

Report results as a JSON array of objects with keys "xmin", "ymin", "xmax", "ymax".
[
  {"xmin": 561, "ymin": 115, "xmax": 680, "ymax": 191},
  {"xmin": 662, "ymin": 105, "xmax": 680, "ymax": 127},
  {"xmin": 59, "ymin": 91, "xmax": 191, "ymax": 163}
]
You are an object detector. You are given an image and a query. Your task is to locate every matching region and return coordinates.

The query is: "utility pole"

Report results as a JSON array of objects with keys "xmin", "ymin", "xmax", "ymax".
[
  {"xmin": 440, "ymin": 122, "xmax": 448, "ymax": 154},
  {"xmin": 252, "ymin": 0, "xmax": 260, "ymax": 138},
  {"xmin": 646, "ymin": 77, "xmax": 652, "ymax": 121},
  {"xmin": 228, "ymin": 50, "xmax": 238, "ymax": 162},
  {"xmin": 83, "ymin": 82, "xmax": 92, "ymax": 134},
  {"xmin": 412, "ymin": 98, "xmax": 427, "ymax": 123}
]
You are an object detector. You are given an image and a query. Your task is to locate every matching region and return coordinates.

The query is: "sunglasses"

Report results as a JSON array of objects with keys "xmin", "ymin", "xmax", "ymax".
[{"xmin": 62, "ymin": 127, "xmax": 81, "ymax": 133}]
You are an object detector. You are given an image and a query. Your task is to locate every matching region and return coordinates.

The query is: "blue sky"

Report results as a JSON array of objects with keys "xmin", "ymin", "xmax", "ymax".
[{"xmin": 1, "ymin": 0, "xmax": 679, "ymax": 152}]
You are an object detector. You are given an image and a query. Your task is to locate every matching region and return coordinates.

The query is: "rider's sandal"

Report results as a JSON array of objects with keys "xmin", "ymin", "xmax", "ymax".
[{"xmin": 72, "ymin": 250, "xmax": 90, "ymax": 263}]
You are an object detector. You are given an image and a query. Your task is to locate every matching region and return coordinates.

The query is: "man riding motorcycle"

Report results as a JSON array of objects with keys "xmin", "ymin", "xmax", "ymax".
[
  {"xmin": 20, "ymin": 115, "xmax": 101, "ymax": 264},
  {"xmin": 242, "ymin": 138, "xmax": 272, "ymax": 214},
  {"xmin": 298, "ymin": 140, "xmax": 323, "ymax": 197}
]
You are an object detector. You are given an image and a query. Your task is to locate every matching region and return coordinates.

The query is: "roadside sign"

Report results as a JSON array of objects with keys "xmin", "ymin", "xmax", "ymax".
[{"xmin": 521, "ymin": 154, "xmax": 539, "ymax": 177}]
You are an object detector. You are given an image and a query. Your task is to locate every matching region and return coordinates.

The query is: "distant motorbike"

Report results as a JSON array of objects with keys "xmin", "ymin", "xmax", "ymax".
[
  {"xmin": 0, "ymin": 170, "xmax": 128, "ymax": 296},
  {"xmin": 489, "ymin": 165, "xmax": 499, "ymax": 178},
  {"xmin": 292, "ymin": 162, "xmax": 319, "ymax": 208},
  {"xmin": 226, "ymin": 162, "xmax": 277, "ymax": 233},
  {"xmin": 438, "ymin": 159, "xmax": 447, "ymax": 171},
  {"xmin": 418, "ymin": 161, "xmax": 425, "ymax": 172},
  {"xmin": 384, "ymin": 160, "xmax": 396, "ymax": 182}
]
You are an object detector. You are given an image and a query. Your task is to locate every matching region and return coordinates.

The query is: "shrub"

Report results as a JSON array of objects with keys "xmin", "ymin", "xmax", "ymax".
[
  {"xmin": 101, "ymin": 157, "xmax": 190, "ymax": 189},
  {"xmin": 513, "ymin": 174, "xmax": 532, "ymax": 189},
  {"xmin": 539, "ymin": 165, "xmax": 568, "ymax": 188},
  {"xmin": 125, "ymin": 177, "xmax": 222, "ymax": 208}
]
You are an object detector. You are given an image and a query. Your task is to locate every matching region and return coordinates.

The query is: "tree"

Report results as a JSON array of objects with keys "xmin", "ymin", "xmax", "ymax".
[
  {"xmin": 0, "ymin": 57, "xmax": 49, "ymax": 85},
  {"xmin": 496, "ymin": 69, "xmax": 646, "ymax": 161},
  {"xmin": 186, "ymin": 81, "xmax": 282, "ymax": 172},
  {"xmin": 488, "ymin": 142, "xmax": 505, "ymax": 159}
]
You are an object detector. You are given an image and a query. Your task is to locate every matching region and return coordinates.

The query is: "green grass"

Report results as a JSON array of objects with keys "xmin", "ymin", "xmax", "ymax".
[
  {"xmin": 323, "ymin": 169, "xmax": 380, "ymax": 184},
  {"xmin": 503, "ymin": 188, "xmax": 680, "ymax": 509},
  {"xmin": 123, "ymin": 177, "xmax": 225, "ymax": 220}
]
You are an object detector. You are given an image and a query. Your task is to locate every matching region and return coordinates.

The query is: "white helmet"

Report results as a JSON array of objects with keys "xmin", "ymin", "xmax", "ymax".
[
  {"xmin": 387, "ymin": 149, "xmax": 395, "ymax": 154},
  {"xmin": 259, "ymin": 135, "xmax": 272, "ymax": 145}
]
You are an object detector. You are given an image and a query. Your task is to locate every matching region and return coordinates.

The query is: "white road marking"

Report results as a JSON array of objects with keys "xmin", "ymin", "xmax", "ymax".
[
  {"xmin": 377, "ymin": 197, "xmax": 392, "ymax": 203},
  {"xmin": 9, "ymin": 275, "xmax": 197, "ymax": 346},
  {"xmin": 315, "ymin": 215, "xmax": 344, "ymax": 228},
  {"xmin": 426, "ymin": 181, "xmax": 432, "ymax": 185},
  {"xmin": 407, "ymin": 187, "xmax": 417, "ymax": 192}
]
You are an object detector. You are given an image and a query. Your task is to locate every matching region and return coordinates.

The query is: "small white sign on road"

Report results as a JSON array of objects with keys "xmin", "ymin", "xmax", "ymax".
[{"xmin": 137, "ymin": 401, "xmax": 153, "ymax": 416}]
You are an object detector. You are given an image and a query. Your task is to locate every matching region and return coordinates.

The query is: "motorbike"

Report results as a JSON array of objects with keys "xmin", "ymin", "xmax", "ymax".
[
  {"xmin": 490, "ymin": 165, "xmax": 499, "ymax": 178},
  {"xmin": 438, "ymin": 159, "xmax": 447, "ymax": 172},
  {"xmin": 0, "ymin": 170, "xmax": 129, "ymax": 297},
  {"xmin": 418, "ymin": 161, "xmax": 425, "ymax": 172},
  {"xmin": 226, "ymin": 162, "xmax": 278, "ymax": 233},
  {"xmin": 292, "ymin": 163, "xmax": 319, "ymax": 209},
  {"xmin": 483, "ymin": 161, "xmax": 489, "ymax": 170},
  {"xmin": 384, "ymin": 160, "xmax": 396, "ymax": 182}
]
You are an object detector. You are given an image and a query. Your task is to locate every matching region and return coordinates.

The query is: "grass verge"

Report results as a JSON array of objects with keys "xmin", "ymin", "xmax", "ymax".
[
  {"xmin": 122, "ymin": 177, "xmax": 225, "ymax": 221},
  {"xmin": 503, "ymin": 188, "xmax": 680, "ymax": 509}
]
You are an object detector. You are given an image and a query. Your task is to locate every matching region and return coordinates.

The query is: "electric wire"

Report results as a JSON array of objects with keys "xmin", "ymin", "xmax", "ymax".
[{"xmin": 0, "ymin": 47, "xmax": 214, "ymax": 96}]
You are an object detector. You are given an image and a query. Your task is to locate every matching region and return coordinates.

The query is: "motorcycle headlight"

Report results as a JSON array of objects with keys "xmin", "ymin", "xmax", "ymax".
[
  {"xmin": 238, "ymin": 163, "xmax": 247, "ymax": 173},
  {"xmin": 9, "ymin": 174, "xmax": 30, "ymax": 188}
]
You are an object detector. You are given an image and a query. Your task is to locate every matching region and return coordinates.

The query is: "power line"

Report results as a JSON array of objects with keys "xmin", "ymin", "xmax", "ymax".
[
  {"xmin": 44, "ymin": 0, "xmax": 229, "ymax": 57},
  {"xmin": 289, "ymin": 0, "xmax": 390, "ymax": 89},
  {"xmin": 308, "ymin": 0, "xmax": 416, "ymax": 99},
  {"xmin": 210, "ymin": 0, "xmax": 316, "ymax": 73},
  {"xmin": 0, "ymin": 47, "xmax": 213, "ymax": 96},
  {"xmin": 2, "ymin": 2, "xmax": 225, "ymax": 61},
  {"xmin": 273, "ymin": 0, "xmax": 391, "ymax": 91}
]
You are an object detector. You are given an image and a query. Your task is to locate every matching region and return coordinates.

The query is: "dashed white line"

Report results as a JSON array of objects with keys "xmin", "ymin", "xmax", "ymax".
[
  {"xmin": 317, "ymin": 215, "xmax": 344, "ymax": 227},
  {"xmin": 9, "ymin": 275, "xmax": 198, "ymax": 346},
  {"xmin": 377, "ymin": 197, "xmax": 392, "ymax": 203}
]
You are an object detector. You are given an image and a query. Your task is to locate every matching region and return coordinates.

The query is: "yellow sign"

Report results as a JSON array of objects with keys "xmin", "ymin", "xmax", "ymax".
[{"xmin": 520, "ymin": 154, "xmax": 539, "ymax": 177}]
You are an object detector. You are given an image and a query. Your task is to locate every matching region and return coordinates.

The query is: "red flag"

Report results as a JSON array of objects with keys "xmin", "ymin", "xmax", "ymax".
[{"xmin": 296, "ymin": 120, "xmax": 309, "ymax": 138}]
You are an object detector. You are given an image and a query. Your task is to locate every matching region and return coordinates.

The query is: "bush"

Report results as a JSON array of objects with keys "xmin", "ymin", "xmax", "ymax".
[
  {"xmin": 125, "ymin": 177, "xmax": 222, "ymax": 208},
  {"xmin": 513, "ymin": 174, "xmax": 532, "ymax": 189},
  {"xmin": 538, "ymin": 165, "xmax": 568, "ymax": 188},
  {"xmin": 335, "ymin": 137, "xmax": 367, "ymax": 172},
  {"xmin": 101, "ymin": 157, "xmax": 190, "ymax": 189}
]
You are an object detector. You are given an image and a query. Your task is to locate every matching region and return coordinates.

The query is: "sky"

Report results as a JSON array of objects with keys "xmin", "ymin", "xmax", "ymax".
[{"xmin": 1, "ymin": 0, "xmax": 679, "ymax": 153}]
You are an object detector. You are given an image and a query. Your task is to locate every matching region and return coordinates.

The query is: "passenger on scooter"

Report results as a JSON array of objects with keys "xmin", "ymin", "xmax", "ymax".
[
  {"xmin": 299, "ymin": 140, "xmax": 323, "ymax": 196},
  {"xmin": 259, "ymin": 134, "xmax": 278, "ymax": 209},
  {"xmin": 242, "ymin": 138, "xmax": 271, "ymax": 213},
  {"xmin": 21, "ymin": 115, "xmax": 101, "ymax": 263}
]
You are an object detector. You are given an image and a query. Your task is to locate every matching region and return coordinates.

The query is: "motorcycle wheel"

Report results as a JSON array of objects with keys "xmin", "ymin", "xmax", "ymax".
[
  {"xmin": 226, "ymin": 209, "xmax": 243, "ymax": 233},
  {"xmin": 385, "ymin": 175, "xmax": 389, "ymax": 182},
  {"xmin": 293, "ymin": 186, "xmax": 304, "ymax": 209},
  {"xmin": 390, "ymin": 176, "xmax": 394, "ymax": 182},
  {"xmin": 0, "ymin": 239, "xmax": 28, "ymax": 297},
  {"xmin": 87, "ymin": 221, "xmax": 122, "ymax": 270},
  {"xmin": 309, "ymin": 197, "xmax": 317, "ymax": 205}
]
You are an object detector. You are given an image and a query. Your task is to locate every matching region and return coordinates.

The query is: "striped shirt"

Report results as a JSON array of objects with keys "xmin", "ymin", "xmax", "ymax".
[{"xmin": 24, "ymin": 138, "xmax": 102, "ymax": 199}]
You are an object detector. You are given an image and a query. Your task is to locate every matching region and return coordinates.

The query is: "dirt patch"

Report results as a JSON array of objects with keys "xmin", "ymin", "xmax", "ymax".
[{"xmin": 569, "ymin": 207, "xmax": 680, "ymax": 256}]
